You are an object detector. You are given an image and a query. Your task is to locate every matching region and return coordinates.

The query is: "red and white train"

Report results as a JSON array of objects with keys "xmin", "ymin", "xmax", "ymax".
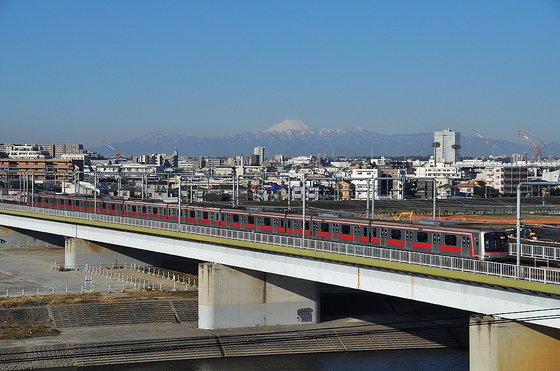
[{"xmin": 30, "ymin": 193, "xmax": 510, "ymax": 260}]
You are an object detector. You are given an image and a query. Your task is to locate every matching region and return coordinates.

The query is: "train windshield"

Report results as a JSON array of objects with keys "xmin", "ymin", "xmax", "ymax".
[{"xmin": 484, "ymin": 232, "xmax": 508, "ymax": 252}]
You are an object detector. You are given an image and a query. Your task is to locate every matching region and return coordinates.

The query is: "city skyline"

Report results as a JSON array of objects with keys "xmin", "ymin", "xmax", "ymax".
[{"xmin": 1, "ymin": 1, "xmax": 559, "ymax": 147}]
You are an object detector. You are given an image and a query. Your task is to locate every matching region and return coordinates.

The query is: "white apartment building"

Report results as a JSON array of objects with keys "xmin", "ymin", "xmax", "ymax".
[
  {"xmin": 414, "ymin": 163, "xmax": 463, "ymax": 181},
  {"xmin": 484, "ymin": 166, "xmax": 529, "ymax": 196},
  {"xmin": 434, "ymin": 128, "xmax": 460, "ymax": 163},
  {"xmin": 350, "ymin": 168, "xmax": 383, "ymax": 200},
  {"xmin": 253, "ymin": 146, "xmax": 266, "ymax": 163}
]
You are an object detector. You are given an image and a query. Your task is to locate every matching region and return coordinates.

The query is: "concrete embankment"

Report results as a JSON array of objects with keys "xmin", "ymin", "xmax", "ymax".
[{"xmin": 0, "ymin": 298, "xmax": 467, "ymax": 370}]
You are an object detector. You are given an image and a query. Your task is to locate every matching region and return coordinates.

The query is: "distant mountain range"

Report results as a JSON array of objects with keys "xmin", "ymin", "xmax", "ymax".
[{"xmin": 89, "ymin": 120, "xmax": 560, "ymax": 158}]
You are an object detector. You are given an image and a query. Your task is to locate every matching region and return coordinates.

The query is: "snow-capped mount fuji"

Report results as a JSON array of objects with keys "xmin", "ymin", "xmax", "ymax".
[
  {"xmin": 264, "ymin": 119, "xmax": 310, "ymax": 133},
  {"xmin": 89, "ymin": 120, "xmax": 546, "ymax": 158}
]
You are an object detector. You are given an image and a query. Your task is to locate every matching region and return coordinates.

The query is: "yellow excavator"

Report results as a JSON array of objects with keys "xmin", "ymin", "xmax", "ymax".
[{"xmin": 393, "ymin": 212, "xmax": 414, "ymax": 221}]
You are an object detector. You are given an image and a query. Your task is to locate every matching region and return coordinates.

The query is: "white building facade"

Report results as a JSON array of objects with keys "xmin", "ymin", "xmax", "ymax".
[{"xmin": 434, "ymin": 128, "xmax": 460, "ymax": 163}]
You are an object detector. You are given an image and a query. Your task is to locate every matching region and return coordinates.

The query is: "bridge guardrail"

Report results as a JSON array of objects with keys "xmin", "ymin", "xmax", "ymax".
[
  {"xmin": 2, "ymin": 203, "xmax": 560, "ymax": 287},
  {"xmin": 509, "ymin": 242, "xmax": 560, "ymax": 261}
]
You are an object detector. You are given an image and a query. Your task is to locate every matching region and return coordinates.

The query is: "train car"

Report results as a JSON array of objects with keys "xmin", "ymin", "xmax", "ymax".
[{"xmin": 26, "ymin": 193, "xmax": 509, "ymax": 261}]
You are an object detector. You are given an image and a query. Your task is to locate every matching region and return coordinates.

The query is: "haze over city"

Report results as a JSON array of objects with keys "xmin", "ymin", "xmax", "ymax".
[{"xmin": 1, "ymin": 1, "xmax": 559, "ymax": 148}]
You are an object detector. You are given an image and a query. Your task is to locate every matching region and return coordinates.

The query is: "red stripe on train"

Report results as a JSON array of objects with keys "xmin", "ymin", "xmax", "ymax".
[
  {"xmin": 413, "ymin": 242, "xmax": 432, "ymax": 249},
  {"xmin": 440, "ymin": 245, "xmax": 461, "ymax": 252}
]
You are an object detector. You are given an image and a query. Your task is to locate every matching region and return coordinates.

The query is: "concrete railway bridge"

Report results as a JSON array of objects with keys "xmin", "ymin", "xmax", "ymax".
[{"xmin": 2, "ymin": 203, "xmax": 560, "ymax": 369}]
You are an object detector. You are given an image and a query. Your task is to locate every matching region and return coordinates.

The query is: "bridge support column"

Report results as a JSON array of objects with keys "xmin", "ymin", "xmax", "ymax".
[
  {"xmin": 470, "ymin": 315, "xmax": 560, "ymax": 371},
  {"xmin": 198, "ymin": 263, "xmax": 320, "ymax": 329},
  {"xmin": 0, "ymin": 225, "xmax": 64, "ymax": 247},
  {"xmin": 65, "ymin": 238, "xmax": 161, "ymax": 268}
]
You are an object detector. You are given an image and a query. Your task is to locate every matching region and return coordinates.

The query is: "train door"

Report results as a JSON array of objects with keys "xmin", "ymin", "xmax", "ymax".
[
  {"xmin": 210, "ymin": 211, "xmax": 219, "ymax": 226},
  {"xmin": 277, "ymin": 218, "xmax": 286, "ymax": 234},
  {"xmin": 285, "ymin": 217, "xmax": 295, "ymax": 235},
  {"xmin": 432, "ymin": 232, "xmax": 441, "ymax": 254},
  {"xmin": 461, "ymin": 235, "xmax": 471, "ymax": 257},
  {"xmin": 219, "ymin": 212, "xmax": 227, "ymax": 226},
  {"xmin": 380, "ymin": 227, "xmax": 388, "ymax": 247},
  {"xmin": 370, "ymin": 227, "xmax": 380, "ymax": 246},
  {"xmin": 404, "ymin": 229, "xmax": 413, "ymax": 250}
]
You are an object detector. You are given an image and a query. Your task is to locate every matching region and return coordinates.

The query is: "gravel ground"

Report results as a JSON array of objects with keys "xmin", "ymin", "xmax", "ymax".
[{"xmin": 0, "ymin": 244, "xmax": 195, "ymax": 298}]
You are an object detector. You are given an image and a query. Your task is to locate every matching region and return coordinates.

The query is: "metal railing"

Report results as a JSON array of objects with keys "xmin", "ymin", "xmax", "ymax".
[
  {"xmin": 2, "ymin": 203, "xmax": 560, "ymax": 287},
  {"xmin": 509, "ymin": 242, "xmax": 560, "ymax": 261}
]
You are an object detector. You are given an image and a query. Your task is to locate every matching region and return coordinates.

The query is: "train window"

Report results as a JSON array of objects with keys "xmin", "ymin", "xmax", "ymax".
[
  {"xmin": 280, "ymin": 219, "xmax": 284, "ymax": 228},
  {"xmin": 287, "ymin": 220, "xmax": 292, "ymax": 228},
  {"xmin": 132, "ymin": 205, "xmax": 137, "ymax": 212},
  {"xmin": 354, "ymin": 227, "xmax": 360, "ymax": 236},
  {"xmin": 233, "ymin": 214, "xmax": 239, "ymax": 223},
  {"xmin": 221, "ymin": 213, "xmax": 225, "ymax": 221},
  {"xmin": 242, "ymin": 215, "xmax": 246, "ymax": 223},
  {"xmin": 294, "ymin": 220, "xmax": 299, "ymax": 229},
  {"xmin": 312, "ymin": 222, "xmax": 318, "ymax": 231},
  {"xmin": 320, "ymin": 223, "xmax": 329, "ymax": 233},
  {"xmin": 341, "ymin": 224, "xmax": 351, "ymax": 235},
  {"xmin": 248, "ymin": 216, "xmax": 255, "ymax": 224},
  {"xmin": 102, "ymin": 202, "xmax": 106, "ymax": 209},
  {"xmin": 257, "ymin": 217, "xmax": 262, "ymax": 225},
  {"xmin": 333, "ymin": 224, "xmax": 339, "ymax": 233},
  {"xmin": 462, "ymin": 236, "xmax": 468, "ymax": 247},
  {"xmin": 444, "ymin": 234, "xmax": 457, "ymax": 246},
  {"xmin": 203, "ymin": 211, "xmax": 208, "ymax": 219},
  {"xmin": 111, "ymin": 203, "xmax": 115, "ymax": 210},
  {"xmin": 264, "ymin": 217, "xmax": 271, "ymax": 226},
  {"xmin": 391, "ymin": 229, "xmax": 402, "ymax": 240},
  {"xmin": 153, "ymin": 208, "xmax": 158, "ymax": 215},
  {"xmin": 417, "ymin": 232, "xmax": 428, "ymax": 243},
  {"xmin": 363, "ymin": 227, "xmax": 368, "ymax": 237},
  {"xmin": 305, "ymin": 221, "xmax": 310, "ymax": 230},
  {"xmin": 371, "ymin": 228, "xmax": 377, "ymax": 238},
  {"xmin": 142, "ymin": 206, "xmax": 147, "ymax": 214}
]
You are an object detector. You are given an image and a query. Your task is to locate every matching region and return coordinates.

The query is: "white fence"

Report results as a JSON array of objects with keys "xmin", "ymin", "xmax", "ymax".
[{"xmin": 2, "ymin": 203, "xmax": 560, "ymax": 287}]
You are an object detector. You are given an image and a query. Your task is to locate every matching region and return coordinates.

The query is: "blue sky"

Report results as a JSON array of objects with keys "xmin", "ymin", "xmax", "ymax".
[{"xmin": 1, "ymin": 1, "xmax": 559, "ymax": 148}]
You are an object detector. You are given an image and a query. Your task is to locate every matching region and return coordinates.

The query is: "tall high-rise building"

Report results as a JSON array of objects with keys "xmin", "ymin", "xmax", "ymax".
[
  {"xmin": 253, "ymin": 146, "xmax": 266, "ymax": 164},
  {"xmin": 434, "ymin": 129, "xmax": 460, "ymax": 163}
]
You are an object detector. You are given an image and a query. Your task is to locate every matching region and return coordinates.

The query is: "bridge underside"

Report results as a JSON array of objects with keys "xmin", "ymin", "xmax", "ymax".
[{"xmin": 2, "ymin": 212, "xmax": 560, "ymax": 331}]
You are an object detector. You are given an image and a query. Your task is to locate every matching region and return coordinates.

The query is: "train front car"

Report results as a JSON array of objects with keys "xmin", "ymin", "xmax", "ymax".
[{"xmin": 479, "ymin": 229, "xmax": 509, "ymax": 260}]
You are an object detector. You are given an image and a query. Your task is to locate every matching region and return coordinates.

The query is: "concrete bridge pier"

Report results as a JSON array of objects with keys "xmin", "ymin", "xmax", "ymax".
[
  {"xmin": 65, "ymin": 238, "xmax": 161, "ymax": 268},
  {"xmin": 198, "ymin": 262, "xmax": 320, "ymax": 329},
  {"xmin": 470, "ymin": 315, "xmax": 560, "ymax": 371}
]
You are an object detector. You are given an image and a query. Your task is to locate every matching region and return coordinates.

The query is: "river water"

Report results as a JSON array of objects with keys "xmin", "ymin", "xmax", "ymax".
[{"xmin": 48, "ymin": 348, "xmax": 468, "ymax": 371}]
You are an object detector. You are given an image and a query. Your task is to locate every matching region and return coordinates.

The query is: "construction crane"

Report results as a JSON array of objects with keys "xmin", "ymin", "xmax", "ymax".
[
  {"xmin": 472, "ymin": 129, "xmax": 496, "ymax": 157},
  {"xmin": 102, "ymin": 141, "xmax": 121, "ymax": 157},
  {"xmin": 517, "ymin": 130, "xmax": 545, "ymax": 159}
]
